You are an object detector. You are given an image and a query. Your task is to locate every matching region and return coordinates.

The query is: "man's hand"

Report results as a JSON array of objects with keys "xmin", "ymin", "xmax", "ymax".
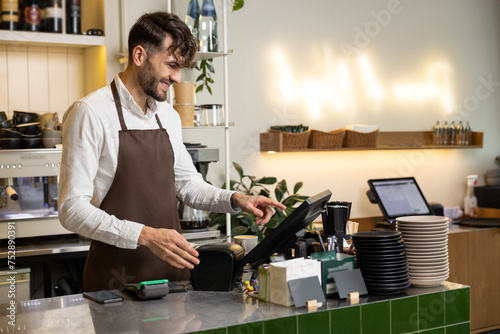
[
  {"xmin": 138, "ymin": 226, "xmax": 200, "ymax": 269},
  {"xmin": 232, "ymin": 193, "xmax": 286, "ymax": 225}
]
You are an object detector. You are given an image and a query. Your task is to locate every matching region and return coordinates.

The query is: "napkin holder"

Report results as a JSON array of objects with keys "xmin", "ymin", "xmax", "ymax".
[{"xmin": 190, "ymin": 243, "xmax": 245, "ymax": 291}]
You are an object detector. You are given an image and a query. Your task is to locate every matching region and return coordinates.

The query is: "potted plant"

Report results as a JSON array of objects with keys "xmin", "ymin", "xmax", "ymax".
[{"xmin": 209, "ymin": 162, "xmax": 309, "ymax": 240}]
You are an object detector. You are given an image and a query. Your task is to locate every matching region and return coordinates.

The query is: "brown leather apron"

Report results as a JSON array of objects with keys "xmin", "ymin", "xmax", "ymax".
[{"xmin": 83, "ymin": 80, "xmax": 189, "ymax": 292}]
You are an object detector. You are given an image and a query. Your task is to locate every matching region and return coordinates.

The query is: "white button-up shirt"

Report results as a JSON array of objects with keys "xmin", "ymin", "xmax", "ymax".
[{"xmin": 58, "ymin": 74, "xmax": 237, "ymax": 249}]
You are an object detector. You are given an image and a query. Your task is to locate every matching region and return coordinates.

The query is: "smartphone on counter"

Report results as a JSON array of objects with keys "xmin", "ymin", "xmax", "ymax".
[{"xmin": 83, "ymin": 290, "xmax": 124, "ymax": 304}]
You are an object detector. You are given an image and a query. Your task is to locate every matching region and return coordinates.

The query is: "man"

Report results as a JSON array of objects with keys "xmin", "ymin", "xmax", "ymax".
[{"xmin": 58, "ymin": 12, "xmax": 285, "ymax": 292}]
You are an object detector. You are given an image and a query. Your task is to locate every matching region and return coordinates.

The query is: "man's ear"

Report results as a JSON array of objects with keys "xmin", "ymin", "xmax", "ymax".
[{"xmin": 132, "ymin": 45, "xmax": 147, "ymax": 67}]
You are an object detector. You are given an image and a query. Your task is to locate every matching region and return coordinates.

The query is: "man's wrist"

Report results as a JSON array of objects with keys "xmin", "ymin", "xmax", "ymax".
[{"xmin": 230, "ymin": 192, "xmax": 241, "ymax": 210}]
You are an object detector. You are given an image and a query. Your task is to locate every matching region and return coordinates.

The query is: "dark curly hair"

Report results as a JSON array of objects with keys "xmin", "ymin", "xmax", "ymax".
[{"xmin": 128, "ymin": 12, "xmax": 197, "ymax": 68}]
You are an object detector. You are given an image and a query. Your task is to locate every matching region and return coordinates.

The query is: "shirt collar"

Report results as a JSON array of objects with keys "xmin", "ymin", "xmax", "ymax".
[{"xmin": 114, "ymin": 73, "xmax": 159, "ymax": 117}]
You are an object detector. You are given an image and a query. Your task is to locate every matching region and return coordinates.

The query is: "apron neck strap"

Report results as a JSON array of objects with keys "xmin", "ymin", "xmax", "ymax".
[
  {"xmin": 111, "ymin": 79, "xmax": 165, "ymax": 130},
  {"xmin": 110, "ymin": 80, "xmax": 128, "ymax": 131},
  {"xmin": 155, "ymin": 114, "xmax": 164, "ymax": 129}
]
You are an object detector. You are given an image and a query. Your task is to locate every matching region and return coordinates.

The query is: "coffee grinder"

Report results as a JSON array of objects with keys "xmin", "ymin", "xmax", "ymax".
[{"xmin": 179, "ymin": 144, "xmax": 219, "ymax": 232}]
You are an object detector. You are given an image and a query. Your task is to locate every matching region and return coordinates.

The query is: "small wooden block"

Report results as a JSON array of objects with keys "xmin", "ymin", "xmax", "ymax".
[
  {"xmin": 347, "ymin": 291, "xmax": 359, "ymax": 305},
  {"xmin": 306, "ymin": 300, "xmax": 317, "ymax": 308},
  {"xmin": 347, "ymin": 292, "xmax": 359, "ymax": 300},
  {"xmin": 306, "ymin": 299, "xmax": 318, "ymax": 311}
]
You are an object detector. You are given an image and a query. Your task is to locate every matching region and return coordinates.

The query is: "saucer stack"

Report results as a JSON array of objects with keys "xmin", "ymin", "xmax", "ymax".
[
  {"xmin": 396, "ymin": 216, "xmax": 449, "ymax": 287},
  {"xmin": 351, "ymin": 231, "xmax": 410, "ymax": 294}
]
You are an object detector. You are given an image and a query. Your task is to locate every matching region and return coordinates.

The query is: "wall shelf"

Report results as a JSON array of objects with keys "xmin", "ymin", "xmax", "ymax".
[
  {"xmin": 182, "ymin": 122, "xmax": 235, "ymax": 129},
  {"xmin": 260, "ymin": 131, "xmax": 484, "ymax": 152},
  {"xmin": 0, "ymin": 30, "xmax": 105, "ymax": 48}
]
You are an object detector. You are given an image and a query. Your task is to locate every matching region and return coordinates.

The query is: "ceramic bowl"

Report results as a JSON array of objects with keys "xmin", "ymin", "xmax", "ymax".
[
  {"xmin": 0, "ymin": 128, "xmax": 22, "ymax": 139},
  {"xmin": 42, "ymin": 137, "xmax": 62, "ymax": 148},
  {"xmin": 0, "ymin": 111, "xmax": 7, "ymax": 123},
  {"xmin": 42, "ymin": 127, "xmax": 62, "ymax": 138},
  {"xmin": 21, "ymin": 137, "xmax": 42, "ymax": 149},
  {"xmin": 0, "ymin": 138, "xmax": 21, "ymax": 149},
  {"xmin": 16, "ymin": 122, "xmax": 41, "ymax": 135},
  {"xmin": 0, "ymin": 119, "xmax": 16, "ymax": 129},
  {"xmin": 14, "ymin": 110, "xmax": 39, "ymax": 124}
]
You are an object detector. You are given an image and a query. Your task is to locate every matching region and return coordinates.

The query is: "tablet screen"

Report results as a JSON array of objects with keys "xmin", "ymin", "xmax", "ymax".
[{"xmin": 368, "ymin": 177, "xmax": 433, "ymax": 222}]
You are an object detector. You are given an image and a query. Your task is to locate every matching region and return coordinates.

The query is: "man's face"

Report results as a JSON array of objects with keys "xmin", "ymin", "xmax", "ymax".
[{"xmin": 137, "ymin": 38, "xmax": 183, "ymax": 102}]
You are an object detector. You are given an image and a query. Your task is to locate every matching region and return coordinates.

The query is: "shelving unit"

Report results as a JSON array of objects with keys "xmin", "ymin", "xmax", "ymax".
[
  {"xmin": 260, "ymin": 131, "xmax": 484, "ymax": 152},
  {"xmin": 169, "ymin": 0, "xmax": 234, "ymax": 238},
  {"xmin": 0, "ymin": 0, "xmax": 107, "ymax": 113}
]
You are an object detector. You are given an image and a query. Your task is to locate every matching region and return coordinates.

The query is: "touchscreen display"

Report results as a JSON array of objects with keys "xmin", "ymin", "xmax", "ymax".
[{"xmin": 370, "ymin": 178, "xmax": 431, "ymax": 219}]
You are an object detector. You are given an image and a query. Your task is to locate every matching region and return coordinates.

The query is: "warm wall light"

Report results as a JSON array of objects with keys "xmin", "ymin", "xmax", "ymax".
[
  {"xmin": 358, "ymin": 54, "xmax": 386, "ymax": 108},
  {"xmin": 268, "ymin": 46, "xmax": 455, "ymax": 116},
  {"xmin": 393, "ymin": 61, "xmax": 454, "ymax": 113}
]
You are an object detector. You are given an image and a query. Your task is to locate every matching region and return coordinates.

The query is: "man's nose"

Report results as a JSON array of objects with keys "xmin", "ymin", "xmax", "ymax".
[{"xmin": 170, "ymin": 69, "xmax": 182, "ymax": 84}]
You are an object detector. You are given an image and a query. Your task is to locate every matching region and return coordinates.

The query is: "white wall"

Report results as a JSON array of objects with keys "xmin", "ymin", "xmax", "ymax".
[{"xmin": 107, "ymin": 0, "xmax": 500, "ymax": 218}]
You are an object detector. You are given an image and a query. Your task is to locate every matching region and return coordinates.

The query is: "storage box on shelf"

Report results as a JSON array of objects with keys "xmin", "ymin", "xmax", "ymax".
[
  {"xmin": 268, "ymin": 129, "xmax": 311, "ymax": 150},
  {"xmin": 343, "ymin": 129, "xmax": 379, "ymax": 148},
  {"xmin": 309, "ymin": 129, "xmax": 345, "ymax": 149}
]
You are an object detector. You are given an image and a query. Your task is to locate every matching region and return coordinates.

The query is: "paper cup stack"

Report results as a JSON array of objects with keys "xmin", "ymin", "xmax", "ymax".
[
  {"xmin": 173, "ymin": 82, "xmax": 195, "ymax": 127},
  {"xmin": 396, "ymin": 216, "xmax": 450, "ymax": 287}
]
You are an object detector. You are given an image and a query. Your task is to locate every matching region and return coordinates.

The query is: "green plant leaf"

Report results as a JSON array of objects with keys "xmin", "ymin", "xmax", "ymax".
[
  {"xmin": 208, "ymin": 213, "xmax": 226, "ymax": 227},
  {"xmin": 293, "ymin": 182, "xmax": 303, "ymax": 194},
  {"xmin": 195, "ymin": 85, "xmax": 203, "ymax": 93},
  {"xmin": 285, "ymin": 206, "xmax": 295, "ymax": 216},
  {"xmin": 282, "ymin": 194, "xmax": 308, "ymax": 207},
  {"xmin": 196, "ymin": 73, "xmax": 205, "ymax": 81},
  {"xmin": 207, "ymin": 85, "xmax": 212, "ymax": 95},
  {"xmin": 258, "ymin": 188, "xmax": 271, "ymax": 197},
  {"xmin": 250, "ymin": 222, "xmax": 260, "ymax": 233},
  {"xmin": 275, "ymin": 179, "xmax": 287, "ymax": 202},
  {"xmin": 206, "ymin": 60, "xmax": 215, "ymax": 73},
  {"xmin": 255, "ymin": 177, "xmax": 277, "ymax": 185},
  {"xmin": 229, "ymin": 180, "xmax": 239, "ymax": 191},
  {"xmin": 232, "ymin": 0, "xmax": 244, "ymax": 11},
  {"xmin": 240, "ymin": 215, "xmax": 253, "ymax": 227},
  {"xmin": 281, "ymin": 197, "xmax": 300, "ymax": 207},
  {"xmin": 232, "ymin": 225, "xmax": 248, "ymax": 236},
  {"xmin": 233, "ymin": 162, "xmax": 244, "ymax": 178},
  {"xmin": 264, "ymin": 218, "xmax": 280, "ymax": 229},
  {"xmin": 207, "ymin": 78, "xmax": 214, "ymax": 83}
]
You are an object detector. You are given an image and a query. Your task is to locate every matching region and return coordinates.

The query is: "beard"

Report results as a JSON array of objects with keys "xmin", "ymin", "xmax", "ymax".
[{"xmin": 137, "ymin": 58, "xmax": 170, "ymax": 102}]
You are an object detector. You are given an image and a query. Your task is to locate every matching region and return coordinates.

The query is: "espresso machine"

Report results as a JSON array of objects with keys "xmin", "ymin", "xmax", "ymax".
[
  {"xmin": 0, "ymin": 148, "xmax": 71, "ymax": 240},
  {"xmin": 180, "ymin": 144, "xmax": 222, "ymax": 243}
]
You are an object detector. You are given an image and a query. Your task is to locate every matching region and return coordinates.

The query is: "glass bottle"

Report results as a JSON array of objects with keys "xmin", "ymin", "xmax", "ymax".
[
  {"xmin": 23, "ymin": 0, "xmax": 42, "ymax": 31},
  {"xmin": 185, "ymin": 0, "xmax": 200, "ymax": 43},
  {"xmin": 198, "ymin": 0, "xmax": 218, "ymax": 52},
  {"xmin": 442, "ymin": 121, "xmax": 449, "ymax": 145},
  {"xmin": 464, "ymin": 174, "xmax": 478, "ymax": 218},
  {"xmin": 455, "ymin": 121, "xmax": 464, "ymax": 145},
  {"xmin": 66, "ymin": 0, "xmax": 81, "ymax": 34},
  {"xmin": 1, "ymin": 0, "xmax": 19, "ymax": 30},
  {"xmin": 432, "ymin": 121, "xmax": 442, "ymax": 145},
  {"xmin": 449, "ymin": 121, "xmax": 456, "ymax": 145},
  {"xmin": 45, "ymin": 0, "xmax": 62, "ymax": 33},
  {"xmin": 464, "ymin": 121, "xmax": 471, "ymax": 146}
]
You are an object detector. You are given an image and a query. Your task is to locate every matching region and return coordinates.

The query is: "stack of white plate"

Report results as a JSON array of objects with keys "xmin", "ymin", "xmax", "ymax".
[{"xmin": 396, "ymin": 216, "xmax": 449, "ymax": 287}]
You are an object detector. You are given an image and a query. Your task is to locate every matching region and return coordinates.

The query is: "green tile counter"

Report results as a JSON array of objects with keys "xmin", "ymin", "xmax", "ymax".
[{"xmin": 0, "ymin": 281, "xmax": 469, "ymax": 333}]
